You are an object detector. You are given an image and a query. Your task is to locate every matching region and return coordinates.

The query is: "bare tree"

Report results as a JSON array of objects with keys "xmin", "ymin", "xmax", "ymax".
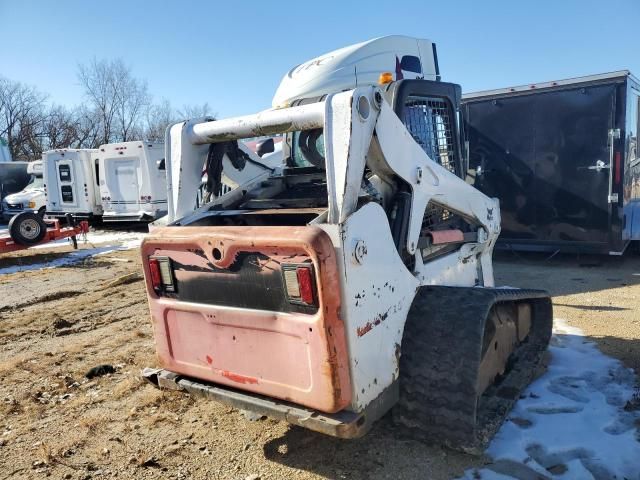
[
  {"xmin": 115, "ymin": 72, "xmax": 150, "ymax": 142},
  {"xmin": 72, "ymin": 105, "xmax": 102, "ymax": 149},
  {"xmin": 145, "ymin": 99, "xmax": 176, "ymax": 142},
  {"xmin": 42, "ymin": 105, "xmax": 79, "ymax": 150},
  {"xmin": 77, "ymin": 58, "xmax": 151, "ymax": 144},
  {"xmin": 0, "ymin": 76, "xmax": 48, "ymax": 160},
  {"xmin": 144, "ymin": 101, "xmax": 214, "ymax": 143},
  {"xmin": 0, "ymin": 63, "xmax": 215, "ymax": 158},
  {"xmin": 177, "ymin": 103, "xmax": 214, "ymax": 121}
]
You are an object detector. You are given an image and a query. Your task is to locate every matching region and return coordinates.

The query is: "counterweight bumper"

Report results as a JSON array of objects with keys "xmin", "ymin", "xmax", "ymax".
[{"xmin": 142, "ymin": 367, "xmax": 397, "ymax": 439}]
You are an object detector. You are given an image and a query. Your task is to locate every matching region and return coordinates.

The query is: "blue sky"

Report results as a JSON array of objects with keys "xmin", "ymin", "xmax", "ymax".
[{"xmin": 1, "ymin": 0, "xmax": 638, "ymax": 118}]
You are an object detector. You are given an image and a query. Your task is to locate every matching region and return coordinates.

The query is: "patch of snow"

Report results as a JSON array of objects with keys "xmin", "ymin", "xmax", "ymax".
[
  {"xmin": 0, "ymin": 229, "xmax": 145, "ymax": 275},
  {"xmin": 0, "ymin": 245, "xmax": 128, "ymax": 274},
  {"xmin": 463, "ymin": 319, "xmax": 640, "ymax": 480},
  {"xmin": 30, "ymin": 229, "xmax": 145, "ymax": 250}
]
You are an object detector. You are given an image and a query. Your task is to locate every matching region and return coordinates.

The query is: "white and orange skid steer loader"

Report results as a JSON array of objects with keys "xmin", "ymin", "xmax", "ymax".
[{"xmin": 141, "ymin": 36, "xmax": 552, "ymax": 453}]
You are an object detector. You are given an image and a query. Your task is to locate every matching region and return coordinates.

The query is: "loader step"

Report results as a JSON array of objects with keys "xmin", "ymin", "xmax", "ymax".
[{"xmin": 392, "ymin": 286, "xmax": 553, "ymax": 454}]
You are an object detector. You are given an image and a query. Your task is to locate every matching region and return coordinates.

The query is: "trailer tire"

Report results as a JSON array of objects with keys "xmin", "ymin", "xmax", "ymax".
[{"xmin": 8, "ymin": 211, "xmax": 47, "ymax": 246}]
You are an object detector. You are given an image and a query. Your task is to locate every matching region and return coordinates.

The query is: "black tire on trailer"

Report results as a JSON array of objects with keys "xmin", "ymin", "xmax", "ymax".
[
  {"xmin": 8, "ymin": 211, "xmax": 47, "ymax": 246},
  {"xmin": 392, "ymin": 286, "xmax": 552, "ymax": 454}
]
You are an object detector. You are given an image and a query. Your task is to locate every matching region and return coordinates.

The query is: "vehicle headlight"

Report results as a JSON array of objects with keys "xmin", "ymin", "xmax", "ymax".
[{"xmin": 28, "ymin": 201, "xmax": 36, "ymax": 208}]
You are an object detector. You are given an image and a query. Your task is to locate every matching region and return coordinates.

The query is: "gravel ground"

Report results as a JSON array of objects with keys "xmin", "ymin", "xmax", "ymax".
[
  {"xmin": 0, "ymin": 245, "xmax": 638, "ymax": 479},
  {"xmin": 495, "ymin": 251, "xmax": 640, "ymax": 374}
]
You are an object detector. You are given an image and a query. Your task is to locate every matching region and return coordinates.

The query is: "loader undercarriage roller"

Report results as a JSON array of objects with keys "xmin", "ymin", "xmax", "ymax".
[{"xmin": 393, "ymin": 286, "xmax": 552, "ymax": 454}]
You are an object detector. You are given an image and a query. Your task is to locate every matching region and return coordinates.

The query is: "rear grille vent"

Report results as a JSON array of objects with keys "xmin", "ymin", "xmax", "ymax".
[{"xmin": 422, "ymin": 202, "xmax": 456, "ymax": 231}]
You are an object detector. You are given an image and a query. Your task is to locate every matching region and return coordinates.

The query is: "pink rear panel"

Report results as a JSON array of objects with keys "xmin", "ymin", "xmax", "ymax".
[{"xmin": 141, "ymin": 226, "xmax": 351, "ymax": 413}]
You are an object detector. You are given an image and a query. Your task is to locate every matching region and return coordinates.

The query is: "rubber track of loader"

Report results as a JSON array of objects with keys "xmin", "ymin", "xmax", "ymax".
[{"xmin": 392, "ymin": 286, "xmax": 552, "ymax": 454}]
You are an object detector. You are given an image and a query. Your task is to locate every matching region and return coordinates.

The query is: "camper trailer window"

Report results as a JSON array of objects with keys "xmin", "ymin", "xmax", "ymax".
[
  {"xmin": 61, "ymin": 185, "xmax": 73, "ymax": 203},
  {"xmin": 58, "ymin": 164, "xmax": 71, "ymax": 181}
]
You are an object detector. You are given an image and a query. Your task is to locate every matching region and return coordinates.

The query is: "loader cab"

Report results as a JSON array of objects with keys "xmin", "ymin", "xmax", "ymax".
[
  {"xmin": 385, "ymin": 79, "xmax": 464, "ymax": 177},
  {"xmin": 283, "ymin": 80, "xmax": 464, "ymax": 178},
  {"xmin": 280, "ymin": 80, "xmax": 468, "ymax": 263}
]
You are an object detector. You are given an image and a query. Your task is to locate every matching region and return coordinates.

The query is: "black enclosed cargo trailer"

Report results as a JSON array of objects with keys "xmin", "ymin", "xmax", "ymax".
[{"xmin": 462, "ymin": 71, "xmax": 640, "ymax": 255}]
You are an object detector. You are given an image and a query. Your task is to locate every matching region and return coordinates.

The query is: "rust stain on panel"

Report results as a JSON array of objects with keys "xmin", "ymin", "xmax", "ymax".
[{"xmin": 221, "ymin": 371, "xmax": 258, "ymax": 384}]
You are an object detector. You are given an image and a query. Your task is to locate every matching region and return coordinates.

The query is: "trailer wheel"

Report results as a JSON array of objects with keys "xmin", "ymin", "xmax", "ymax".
[{"xmin": 8, "ymin": 211, "xmax": 47, "ymax": 246}]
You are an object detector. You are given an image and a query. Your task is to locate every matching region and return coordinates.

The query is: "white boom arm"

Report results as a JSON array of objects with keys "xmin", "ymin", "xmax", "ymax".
[{"xmin": 166, "ymin": 85, "xmax": 500, "ymax": 258}]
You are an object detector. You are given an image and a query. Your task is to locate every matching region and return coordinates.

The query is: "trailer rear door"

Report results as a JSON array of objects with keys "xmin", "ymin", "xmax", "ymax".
[
  {"xmin": 466, "ymin": 84, "xmax": 616, "ymax": 248},
  {"xmin": 531, "ymin": 85, "xmax": 615, "ymax": 244},
  {"xmin": 106, "ymin": 158, "xmax": 140, "ymax": 214}
]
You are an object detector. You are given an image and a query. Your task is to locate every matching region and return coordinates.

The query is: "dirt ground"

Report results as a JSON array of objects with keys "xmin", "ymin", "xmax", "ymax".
[{"xmin": 0, "ymin": 245, "xmax": 638, "ymax": 480}]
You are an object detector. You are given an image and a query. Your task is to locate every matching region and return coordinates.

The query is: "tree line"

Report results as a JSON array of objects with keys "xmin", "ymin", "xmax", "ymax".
[{"xmin": 0, "ymin": 58, "xmax": 212, "ymax": 161}]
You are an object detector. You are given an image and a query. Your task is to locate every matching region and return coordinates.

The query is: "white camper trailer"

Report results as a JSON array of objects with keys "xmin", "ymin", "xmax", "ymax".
[
  {"xmin": 97, "ymin": 141, "xmax": 167, "ymax": 222},
  {"xmin": 43, "ymin": 149, "xmax": 102, "ymax": 219}
]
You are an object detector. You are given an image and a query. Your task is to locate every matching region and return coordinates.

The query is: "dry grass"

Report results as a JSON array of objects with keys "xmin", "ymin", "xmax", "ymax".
[
  {"xmin": 37, "ymin": 442, "xmax": 55, "ymax": 465},
  {"xmin": 78, "ymin": 408, "xmax": 114, "ymax": 435},
  {"xmin": 112, "ymin": 376, "xmax": 144, "ymax": 399},
  {"xmin": 0, "ymin": 397, "xmax": 23, "ymax": 416},
  {"xmin": 0, "ymin": 354, "xmax": 30, "ymax": 375}
]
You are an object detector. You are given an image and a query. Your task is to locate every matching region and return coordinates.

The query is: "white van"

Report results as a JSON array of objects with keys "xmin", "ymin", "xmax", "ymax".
[
  {"xmin": 97, "ymin": 141, "xmax": 167, "ymax": 222},
  {"xmin": 1, "ymin": 161, "xmax": 46, "ymax": 220},
  {"xmin": 43, "ymin": 148, "xmax": 102, "ymax": 219}
]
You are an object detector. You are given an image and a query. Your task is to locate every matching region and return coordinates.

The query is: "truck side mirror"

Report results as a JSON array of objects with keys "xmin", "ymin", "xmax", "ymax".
[
  {"xmin": 256, "ymin": 138, "xmax": 274, "ymax": 157},
  {"xmin": 157, "ymin": 158, "xmax": 166, "ymax": 170}
]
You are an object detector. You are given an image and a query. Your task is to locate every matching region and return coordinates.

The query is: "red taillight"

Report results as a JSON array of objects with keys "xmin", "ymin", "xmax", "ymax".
[
  {"xmin": 296, "ymin": 266, "xmax": 315, "ymax": 304},
  {"xmin": 148, "ymin": 257, "xmax": 161, "ymax": 290},
  {"xmin": 283, "ymin": 264, "xmax": 316, "ymax": 306}
]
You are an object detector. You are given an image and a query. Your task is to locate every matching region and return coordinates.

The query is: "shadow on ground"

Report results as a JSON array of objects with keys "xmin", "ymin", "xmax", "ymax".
[
  {"xmin": 587, "ymin": 334, "xmax": 640, "ymax": 375},
  {"xmin": 263, "ymin": 418, "xmax": 484, "ymax": 480}
]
